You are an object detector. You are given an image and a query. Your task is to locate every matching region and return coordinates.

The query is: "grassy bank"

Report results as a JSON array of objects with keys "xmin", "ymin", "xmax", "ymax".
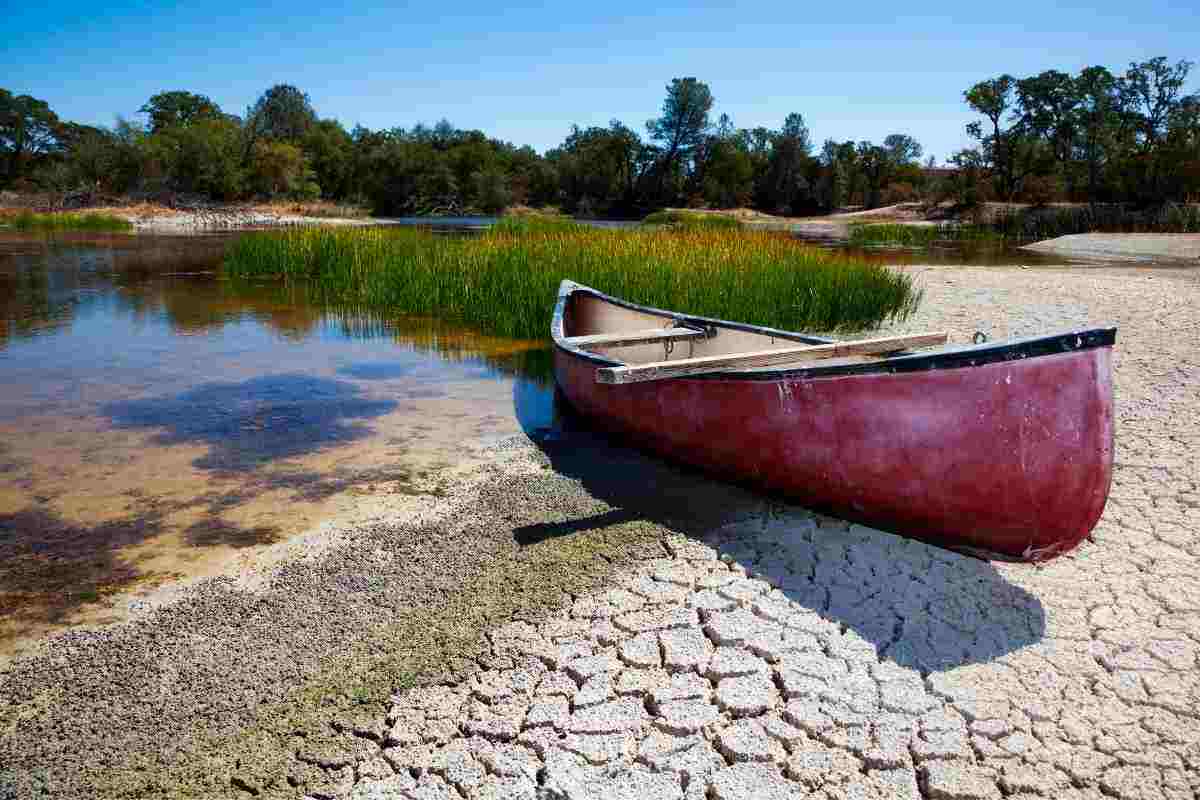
[
  {"xmin": 991, "ymin": 204, "xmax": 1200, "ymax": 239},
  {"xmin": 848, "ymin": 222, "xmax": 1003, "ymax": 247},
  {"xmin": 224, "ymin": 220, "xmax": 921, "ymax": 339},
  {"xmin": 4, "ymin": 211, "xmax": 134, "ymax": 232},
  {"xmin": 642, "ymin": 209, "xmax": 741, "ymax": 231},
  {"xmin": 850, "ymin": 205, "xmax": 1200, "ymax": 248}
]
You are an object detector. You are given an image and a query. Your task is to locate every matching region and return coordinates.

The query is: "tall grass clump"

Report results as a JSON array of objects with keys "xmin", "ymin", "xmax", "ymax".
[
  {"xmin": 991, "ymin": 204, "xmax": 1200, "ymax": 239},
  {"xmin": 6, "ymin": 211, "xmax": 133, "ymax": 232},
  {"xmin": 642, "ymin": 210, "xmax": 741, "ymax": 231},
  {"xmin": 224, "ymin": 224, "xmax": 921, "ymax": 340},
  {"xmin": 848, "ymin": 223, "xmax": 1002, "ymax": 247}
]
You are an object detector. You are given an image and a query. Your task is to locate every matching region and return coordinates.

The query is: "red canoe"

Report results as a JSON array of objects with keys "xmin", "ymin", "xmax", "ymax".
[{"xmin": 551, "ymin": 280, "xmax": 1115, "ymax": 562}]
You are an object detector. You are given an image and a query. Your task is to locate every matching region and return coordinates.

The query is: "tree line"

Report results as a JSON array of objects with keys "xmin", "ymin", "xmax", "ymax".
[
  {"xmin": 950, "ymin": 57, "xmax": 1199, "ymax": 206},
  {"xmin": 0, "ymin": 80, "xmax": 930, "ymax": 216},
  {"xmin": 2, "ymin": 58, "xmax": 1196, "ymax": 217}
]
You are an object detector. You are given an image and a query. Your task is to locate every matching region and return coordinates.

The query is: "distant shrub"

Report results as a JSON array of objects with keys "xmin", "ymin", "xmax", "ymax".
[
  {"xmin": 848, "ymin": 222, "xmax": 1005, "ymax": 247},
  {"xmin": 6, "ymin": 211, "xmax": 133, "ymax": 232},
  {"xmin": 992, "ymin": 204, "xmax": 1200, "ymax": 238},
  {"xmin": 642, "ymin": 210, "xmax": 740, "ymax": 230}
]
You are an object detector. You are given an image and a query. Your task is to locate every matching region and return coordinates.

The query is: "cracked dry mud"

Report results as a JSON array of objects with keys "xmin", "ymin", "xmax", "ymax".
[
  {"xmin": 2, "ymin": 264, "xmax": 1198, "ymax": 799},
  {"xmin": 332, "ymin": 266, "xmax": 1200, "ymax": 800}
]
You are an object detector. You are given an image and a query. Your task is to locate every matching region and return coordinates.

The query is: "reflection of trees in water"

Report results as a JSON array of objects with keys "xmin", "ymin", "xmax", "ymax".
[
  {"xmin": 0, "ymin": 505, "xmax": 164, "ymax": 629},
  {"xmin": 224, "ymin": 277, "xmax": 556, "ymax": 383},
  {"xmin": 0, "ymin": 265, "xmax": 76, "ymax": 348},
  {"xmin": 1, "ymin": 232, "xmax": 554, "ymax": 382}
]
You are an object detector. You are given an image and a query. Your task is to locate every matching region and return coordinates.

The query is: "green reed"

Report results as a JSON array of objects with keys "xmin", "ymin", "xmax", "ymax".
[
  {"xmin": 641, "ymin": 210, "xmax": 742, "ymax": 231},
  {"xmin": 847, "ymin": 223, "xmax": 1002, "ymax": 247},
  {"xmin": 7, "ymin": 211, "xmax": 134, "ymax": 232},
  {"xmin": 991, "ymin": 204, "xmax": 1200, "ymax": 239},
  {"xmin": 223, "ymin": 224, "xmax": 922, "ymax": 340}
]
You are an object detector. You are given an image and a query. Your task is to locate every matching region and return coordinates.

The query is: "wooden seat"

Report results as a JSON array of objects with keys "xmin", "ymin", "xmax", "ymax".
[
  {"xmin": 596, "ymin": 332, "xmax": 949, "ymax": 384},
  {"xmin": 563, "ymin": 327, "xmax": 706, "ymax": 350}
]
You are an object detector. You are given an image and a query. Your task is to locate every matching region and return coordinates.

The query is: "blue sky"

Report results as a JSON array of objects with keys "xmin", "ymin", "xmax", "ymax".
[{"xmin": 4, "ymin": 1, "xmax": 1196, "ymax": 163}]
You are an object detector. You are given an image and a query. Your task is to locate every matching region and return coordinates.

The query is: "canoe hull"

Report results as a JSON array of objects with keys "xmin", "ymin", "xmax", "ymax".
[{"xmin": 554, "ymin": 334, "xmax": 1114, "ymax": 562}]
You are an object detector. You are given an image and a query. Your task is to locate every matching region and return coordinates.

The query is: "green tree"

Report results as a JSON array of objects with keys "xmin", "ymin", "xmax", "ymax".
[
  {"xmin": 0, "ymin": 89, "xmax": 60, "ymax": 186},
  {"xmin": 245, "ymin": 84, "xmax": 317, "ymax": 150},
  {"xmin": 1120, "ymin": 58, "xmax": 1196, "ymax": 201},
  {"xmin": 50, "ymin": 122, "xmax": 117, "ymax": 190},
  {"xmin": 549, "ymin": 121, "xmax": 652, "ymax": 214},
  {"xmin": 1015, "ymin": 70, "xmax": 1080, "ymax": 195},
  {"xmin": 965, "ymin": 75, "xmax": 1052, "ymax": 200},
  {"xmin": 696, "ymin": 115, "xmax": 754, "ymax": 208},
  {"xmin": 302, "ymin": 119, "xmax": 354, "ymax": 199},
  {"xmin": 169, "ymin": 117, "xmax": 247, "ymax": 198},
  {"xmin": 761, "ymin": 113, "xmax": 813, "ymax": 212},
  {"xmin": 646, "ymin": 78, "xmax": 713, "ymax": 203},
  {"xmin": 815, "ymin": 139, "xmax": 860, "ymax": 209},
  {"xmin": 139, "ymin": 91, "xmax": 223, "ymax": 133},
  {"xmin": 249, "ymin": 141, "xmax": 318, "ymax": 198},
  {"xmin": 857, "ymin": 142, "xmax": 891, "ymax": 208},
  {"xmin": 470, "ymin": 167, "xmax": 512, "ymax": 212},
  {"xmin": 1075, "ymin": 66, "xmax": 1122, "ymax": 202}
]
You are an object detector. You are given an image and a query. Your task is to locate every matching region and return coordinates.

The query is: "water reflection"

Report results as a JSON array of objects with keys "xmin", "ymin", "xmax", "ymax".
[
  {"xmin": 103, "ymin": 375, "xmax": 398, "ymax": 472},
  {"xmin": 0, "ymin": 231, "xmax": 553, "ymax": 660},
  {"xmin": 788, "ymin": 233, "xmax": 1072, "ymax": 268},
  {"xmin": 339, "ymin": 362, "xmax": 420, "ymax": 380}
]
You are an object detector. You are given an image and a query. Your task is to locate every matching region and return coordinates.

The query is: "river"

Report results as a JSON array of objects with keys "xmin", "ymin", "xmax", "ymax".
[{"xmin": 0, "ymin": 230, "xmax": 559, "ymax": 662}]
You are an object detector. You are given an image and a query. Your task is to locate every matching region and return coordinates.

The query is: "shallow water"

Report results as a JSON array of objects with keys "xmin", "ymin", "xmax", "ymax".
[
  {"xmin": 783, "ymin": 231, "xmax": 1076, "ymax": 268},
  {"xmin": 0, "ymin": 223, "xmax": 1142, "ymax": 661},
  {"xmin": 0, "ymin": 231, "xmax": 558, "ymax": 660}
]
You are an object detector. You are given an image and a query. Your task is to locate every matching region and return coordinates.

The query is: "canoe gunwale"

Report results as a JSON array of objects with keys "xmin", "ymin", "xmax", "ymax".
[{"xmin": 552, "ymin": 279, "xmax": 1117, "ymax": 381}]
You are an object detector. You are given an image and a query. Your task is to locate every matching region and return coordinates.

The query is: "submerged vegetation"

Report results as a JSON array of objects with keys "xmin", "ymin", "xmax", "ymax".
[
  {"xmin": 4, "ymin": 211, "xmax": 133, "ymax": 232},
  {"xmin": 224, "ymin": 221, "xmax": 921, "ymax": 340}
]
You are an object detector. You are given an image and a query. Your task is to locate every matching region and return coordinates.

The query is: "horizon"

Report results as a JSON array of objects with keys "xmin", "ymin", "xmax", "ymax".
[{"xmin": 5, "ymin": 1, "xmax": 1197, "ymax": 163}]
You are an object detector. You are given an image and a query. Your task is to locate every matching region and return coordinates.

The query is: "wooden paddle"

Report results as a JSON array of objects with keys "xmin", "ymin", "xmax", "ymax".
[{"xmin": 595, "ymin": 332, "xmax": 949, "ymax": 384}]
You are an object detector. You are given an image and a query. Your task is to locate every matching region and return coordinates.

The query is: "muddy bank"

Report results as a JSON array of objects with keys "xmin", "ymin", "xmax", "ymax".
[
  {"xmin": 0, "ymin": 431, "xmax": 764, "ymax": 798},
  {"xmin": 1021, "ymin": 233, "xmax": 1200, "ymax": 264}
]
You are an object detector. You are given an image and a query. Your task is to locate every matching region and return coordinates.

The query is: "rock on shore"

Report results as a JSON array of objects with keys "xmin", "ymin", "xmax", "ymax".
[{"xmin": 127, "ymin": 207, "xmax": 382, "ymax": 231}]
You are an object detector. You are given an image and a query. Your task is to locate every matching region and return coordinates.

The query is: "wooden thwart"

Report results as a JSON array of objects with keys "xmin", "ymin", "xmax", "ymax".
[
  {"xmin": 595, "ymin": 332, "xmax": 949, "ymax": 384},
  {"xmin": 563, "ymin": 327, "xmax": 706, "ymax": 350}
]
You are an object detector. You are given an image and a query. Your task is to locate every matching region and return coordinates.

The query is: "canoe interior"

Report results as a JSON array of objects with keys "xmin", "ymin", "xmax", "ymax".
[{"xmin": 563, "ymin": 290, "xmax": 877, "ymax": 370}]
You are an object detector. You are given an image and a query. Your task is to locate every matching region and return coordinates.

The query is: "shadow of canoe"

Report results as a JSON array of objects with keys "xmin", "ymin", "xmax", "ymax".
[{"xmin": 513, "ymin": 382, "xmax": 1045, "ymax": 674}]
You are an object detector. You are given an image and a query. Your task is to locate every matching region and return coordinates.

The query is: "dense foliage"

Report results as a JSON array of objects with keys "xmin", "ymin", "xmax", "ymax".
[
  {"xmin": 223, "ymin": 222, "xmax": 922, "ymax": 339},
  {"xmin": 951, "ymin": 58, "xmax": 1200, "ymax": 205},
  {"xmin": 2, "ymin": 57, "xmax": 1196, "ymax": 215}
]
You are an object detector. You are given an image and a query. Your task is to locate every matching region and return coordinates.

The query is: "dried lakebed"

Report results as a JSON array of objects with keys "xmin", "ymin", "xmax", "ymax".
[{"xmin": 1, "ymin": 262, "xmax": 1199, "ymax": 799}]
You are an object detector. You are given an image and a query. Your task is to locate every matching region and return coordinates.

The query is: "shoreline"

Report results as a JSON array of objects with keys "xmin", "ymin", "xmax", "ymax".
[{"xmin": 2, "ymin": 262, "xmax": 1199, "ymax": 799}]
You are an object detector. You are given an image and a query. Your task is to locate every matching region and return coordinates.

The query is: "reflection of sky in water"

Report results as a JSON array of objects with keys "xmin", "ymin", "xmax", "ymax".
[
  {"xmin": 0, "ymin": 232, "xmax": 565, "ymax": 659},
  {"xmin": 0, "ymin": 234, "xmax": 555, "ymax": 430}
]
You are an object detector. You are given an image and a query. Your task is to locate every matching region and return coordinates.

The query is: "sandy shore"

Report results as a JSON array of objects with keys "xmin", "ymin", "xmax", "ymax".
[
  {"xmin": 1021, "ymin": 234, "xmax": 1200, "ymax": 264},
  {"xmin": 1, "ymin": 262, "xmax": 1198, "ymax": 799}
]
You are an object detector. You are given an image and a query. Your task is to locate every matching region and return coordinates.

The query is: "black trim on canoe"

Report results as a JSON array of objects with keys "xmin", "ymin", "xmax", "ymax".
[{"xmin": 552, "ymin": 280, "xmax": 1117, "ymax": 381}]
